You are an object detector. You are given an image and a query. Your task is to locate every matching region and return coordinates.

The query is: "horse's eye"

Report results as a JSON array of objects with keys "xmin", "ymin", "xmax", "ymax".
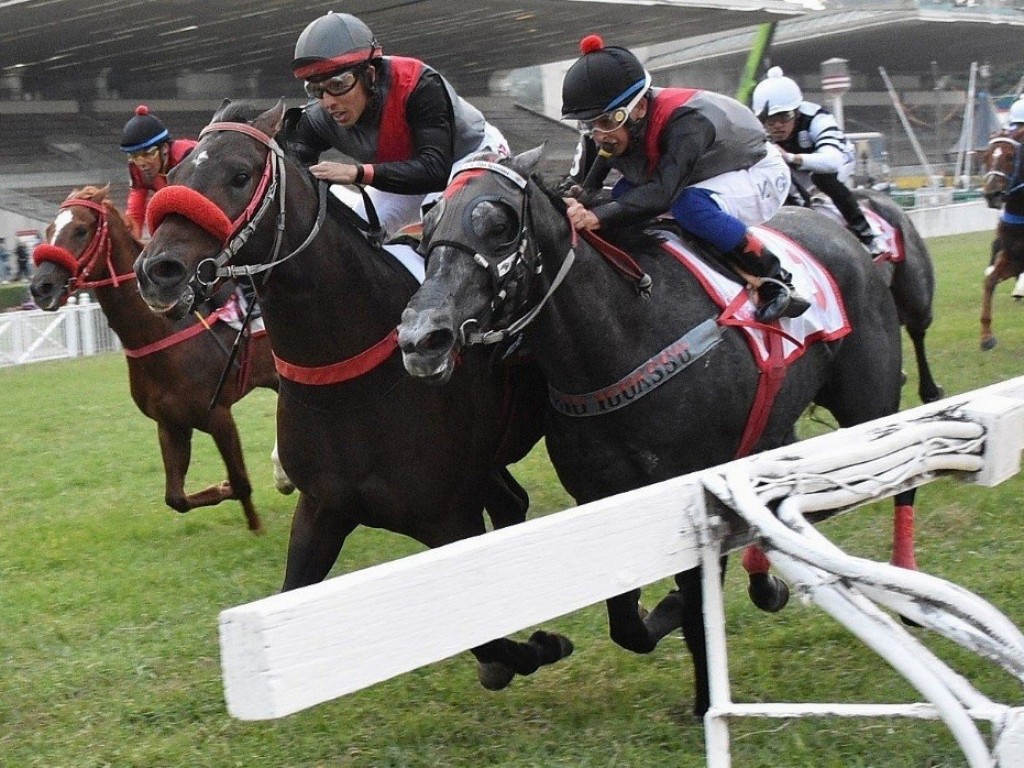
[
  {"xmin": 73, "ymin": 225, "xmax": 90, "ymax": 239},
  {"xmin": 231, "ymin": 172, "xmax": 251, "ymax": 188},
  {"xmin": 470, "ymin": 200, "xmax": 516, "ymax": 242}
]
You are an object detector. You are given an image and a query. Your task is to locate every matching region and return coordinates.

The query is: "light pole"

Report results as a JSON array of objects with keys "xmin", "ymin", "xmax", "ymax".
[{"xmin": 821, "ymin": 57, "xmax": 851, "ymax": 131}]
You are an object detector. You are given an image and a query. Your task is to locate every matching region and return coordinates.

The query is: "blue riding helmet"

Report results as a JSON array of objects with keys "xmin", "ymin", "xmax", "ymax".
[{"xmin": 120, "ymin": 105, "xmax": 170, "ymax": 153}]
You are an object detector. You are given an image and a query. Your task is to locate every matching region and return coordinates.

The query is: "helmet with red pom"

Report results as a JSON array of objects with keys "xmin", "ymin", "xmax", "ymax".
[
  {"xmin": 119, "ymin": 105, "xmax": 170, "ymax": 153},
  {"xmin": 561, "ymin": 35, "xmax": 651, "ymax": 121}
]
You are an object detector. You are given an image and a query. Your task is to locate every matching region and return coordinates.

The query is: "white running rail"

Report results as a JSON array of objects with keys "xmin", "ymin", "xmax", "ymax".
[{"xmin": 219, "ymin": 377, "xmax": 1024, "ymax": 766}]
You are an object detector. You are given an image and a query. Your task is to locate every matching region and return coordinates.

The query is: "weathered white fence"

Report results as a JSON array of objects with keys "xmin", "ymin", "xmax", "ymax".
[
  {"xmin": 218, "ymin": 376, "xmax": 1024, "ymax": 767},
  {"xmin": 0, "ymin": 295, "xmax": 120, "ymax": 367}
]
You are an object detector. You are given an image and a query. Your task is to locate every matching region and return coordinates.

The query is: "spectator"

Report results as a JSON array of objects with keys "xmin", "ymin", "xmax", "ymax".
[
  {"xmin": 14, "ymin": 242, "xmax": 31, "ymax": 282},
  {"xmin": 0, "ymin": 238, "xmax": 10, "ymax": 283}
]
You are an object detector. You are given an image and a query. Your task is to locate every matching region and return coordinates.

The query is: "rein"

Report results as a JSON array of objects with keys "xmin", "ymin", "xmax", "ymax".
[{"xmin": 32, "ymin": 199, "xmax": 137, "ymax": 293}]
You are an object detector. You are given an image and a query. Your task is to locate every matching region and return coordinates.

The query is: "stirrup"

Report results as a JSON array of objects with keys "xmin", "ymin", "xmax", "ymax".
[{"xmin": 754, "ymin": 278, "xmax": 809, "ymax": 324}]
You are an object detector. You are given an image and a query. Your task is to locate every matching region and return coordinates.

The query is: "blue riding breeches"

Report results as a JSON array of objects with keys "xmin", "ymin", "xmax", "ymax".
[{"xmin": 611, "ymin": 180, "xmax": 747, "ymax": 252}]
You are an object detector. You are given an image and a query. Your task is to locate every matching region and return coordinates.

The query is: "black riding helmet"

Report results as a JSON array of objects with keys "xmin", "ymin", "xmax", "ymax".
[
  {"xmin": 119, "ymin": 105, "xmax": 170, "ymax": 153},
  {"xmin": 561, "ymin": 35, "xmax": 651, "ymax": 121},
  {"xmin": 292, "ymin": 11, "xmax": 382, "ymax": 81}
]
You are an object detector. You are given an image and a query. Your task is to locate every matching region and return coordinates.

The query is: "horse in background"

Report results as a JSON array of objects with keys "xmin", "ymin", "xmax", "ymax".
[
  {"xmin": 397, "ymin": 147, "xmax": 918, "ymax": 717},
  {"xmin": 30, "ymin": 185, "xmax": 289, "ymax": 533},
  {"xmin": 133, "ymin": 101, "xmax": 572, "ymax": 690},
  {"xmin": 980, "ymin": 124, "xmax": 1024, "ymax": 350},
  {"xmin": 787, "ymin": 183, "xmax": 943, "ymax": 403}
]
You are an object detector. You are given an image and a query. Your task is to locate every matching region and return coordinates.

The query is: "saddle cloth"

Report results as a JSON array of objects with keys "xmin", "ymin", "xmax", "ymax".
[
  {"xmin": 659, "ymin": 227, "xmax": 851, "ymax": 365},
  {"xmin": 811, "ymin": 198, "xmax": 905, "ymax": 263}
]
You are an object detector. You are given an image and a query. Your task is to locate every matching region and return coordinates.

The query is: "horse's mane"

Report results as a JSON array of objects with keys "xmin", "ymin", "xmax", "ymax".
[
  {"xmin": 67, "ymin": 185, "xmax": 137, "ymax": 237},
  {"xmin": 211, "ymin": 100, "xmax": 266, "ymax": 126}
]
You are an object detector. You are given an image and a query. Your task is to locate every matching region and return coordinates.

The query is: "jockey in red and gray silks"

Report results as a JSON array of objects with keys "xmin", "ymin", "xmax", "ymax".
[
  {"xmin": 570, "ymin": 88, "xmax": 772, "ymax": 233},
  {"xmin": 560, "ymin": 34, "xmax": 806, "ymax": 324},
  {"xmin": 286, "ymin": 12, "xmax": 507, "ymax": 238}
]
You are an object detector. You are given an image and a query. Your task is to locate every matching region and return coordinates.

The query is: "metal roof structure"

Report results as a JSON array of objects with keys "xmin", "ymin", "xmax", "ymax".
[{"xmin": 0, "ymin": 0, "xmax": 810, "ymax": 99}]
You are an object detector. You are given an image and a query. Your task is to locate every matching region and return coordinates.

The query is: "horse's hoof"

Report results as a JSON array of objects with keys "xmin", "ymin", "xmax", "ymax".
[
  {"xmin": 900, "ymin": 369, "xmax": 908, "ymax": 386},
  {"xmin": 748, "ymin": 573, "xmax": 790, "ymax": 613},
  {"xmin": 900, "ymin": 614, "xmax": 923, "ymax": 628},
  {"xmin": 921, "ymin": 385, "xmax": 944, "ymax": 403},
  {"xmin": 980, "ymin": 336, "xmax": 997, "ymax": 351},
  {"xmin": 477, "ymin": 661, "xmax": 516, "ymax": 691},
  {"xmin": 528, "ymin": 630, "xmax": 574, "ymax": 663}
]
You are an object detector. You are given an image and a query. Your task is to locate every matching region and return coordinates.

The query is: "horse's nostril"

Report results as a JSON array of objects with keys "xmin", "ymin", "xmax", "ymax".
[{"xmin": 146, "ymin": 256, "xmax": 187, "ymax": 285}]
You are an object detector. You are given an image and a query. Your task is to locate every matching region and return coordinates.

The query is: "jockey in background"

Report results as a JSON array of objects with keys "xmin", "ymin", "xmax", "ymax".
[
  {"xmin": 559, "ymin": 35, "xmax": 808, "ymax": 324},
  {"xmin": 1009, "ymin": 96, "xmax": 1024, "ymax": 129},
  {"xmin": 752, "ymin": 67, "xmax": 888, "ymax": 257},
  {"xmin": 283, "ymin": 11, "xmax": 509, "ymax": 239},
  {"xmin": 119, "ymin": 105, "xmax": 198, "ymax": 239}
]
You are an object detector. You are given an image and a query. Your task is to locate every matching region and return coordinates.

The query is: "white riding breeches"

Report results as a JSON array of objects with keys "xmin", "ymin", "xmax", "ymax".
[
  {"xmin": 694, "ymin": 143, "xmax": 792, "ymax": 226},
  {"xmin": 352, "ymin": 121, "xmax": 510, "ymax": 237}
]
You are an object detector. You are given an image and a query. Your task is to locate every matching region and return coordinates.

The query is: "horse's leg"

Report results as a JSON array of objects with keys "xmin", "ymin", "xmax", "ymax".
[
  {"xmin": 906, "ymin": 325, "xmax": 944, "ymax": 403},
  {"xmin": 471, "ymin": 632, "xmax": 574, "ymax": 691},
  {"xmin": 281, "ymin": 494, "xmax": 357, "ymax": 590},
  {"xmin": 271, "ymin": 438, "xmax": 295, "ymax": 495},
  {"xmin": 891, "ymin": 488, "xmax": 918, "ymax": 570},
  {"xmin": 741, "ymin": 544, "xmax": 790, "ymax": 613},
  {"xmin": 981, "ymin": 258, "xmax": 1007, "ymax": 350},
  {"xmin": 605, "ymin": 589, "xmax": 659, "ymax": 653},
  {"xmin": 206, "ymin": 408, "xmax": 261, "ymax": 533},
  {"xmin": 157, "ymin": 422, "xmax": 195, "ymax": 514},
  {"xmin": 481, "ymin": 466, "xmax": 529, "ymax": 530},
  {"xmin": 674, "ymin": 566, "xmax": 716, "ymax": 717}
]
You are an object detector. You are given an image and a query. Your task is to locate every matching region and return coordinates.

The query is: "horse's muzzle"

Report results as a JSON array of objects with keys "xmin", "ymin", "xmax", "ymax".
[{"xmin": 134, "ymin": 251, "xmax": 196, "ymax": 320}]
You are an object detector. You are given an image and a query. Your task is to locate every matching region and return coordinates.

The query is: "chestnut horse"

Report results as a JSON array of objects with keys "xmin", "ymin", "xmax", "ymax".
[
  {"xmin": 980, "ymin": 124, "xmax": 1024, "ymax": 350},
  {"xmin": 133, "ymin": 101, "xmax": 572, "ymax": 690},
  {"xmin": 30, "ymin": 185, "xmax": 287, "ymax": 533},
  {"xmin": 398, "ymin": 147, "xmax": 919, "ymax": 716}
]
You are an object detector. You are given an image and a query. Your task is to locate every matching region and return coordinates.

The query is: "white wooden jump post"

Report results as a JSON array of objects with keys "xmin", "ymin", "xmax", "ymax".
[{"xmin": 219, "ymin": 376, "xmax": 1024, "ymax": 767}]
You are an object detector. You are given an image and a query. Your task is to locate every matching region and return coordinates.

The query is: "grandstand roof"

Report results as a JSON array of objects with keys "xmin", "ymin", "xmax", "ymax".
[{"xmin": 0, "ymin": 0, "xmax": 809, "ymax": 98}]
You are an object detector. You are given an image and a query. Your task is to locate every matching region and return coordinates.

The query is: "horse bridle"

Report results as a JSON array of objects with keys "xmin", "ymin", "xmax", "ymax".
[
  {"xmin": 421, "ymin": 159, "xmax": 577, "ymax": 345},
  {"xmin": 984, "ymin": 135, "xmax": 1024, "ymax": 197},
  {"xmin": 32, "ymin": 198, "xmax": 137, "ymax": 295},
  {"xmin": 145, "ymin": 120, "xmax": 328, "ymax": 303}
]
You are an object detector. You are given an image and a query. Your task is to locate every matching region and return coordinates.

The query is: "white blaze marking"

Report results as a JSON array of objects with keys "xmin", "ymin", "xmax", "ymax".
[
  {"xmin": 51, "ymin": 209, "xmax": 74, "ymax": 243},
  {"xmin": 192, "ymin": 150, "xmax": 209, "ymax": 167}
]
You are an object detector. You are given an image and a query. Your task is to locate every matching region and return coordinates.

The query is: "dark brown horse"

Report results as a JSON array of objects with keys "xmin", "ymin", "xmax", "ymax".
[
  {"xmin": 980, "ymin": 124, "xmax": 1024, "ymax": 350},
  {"xmin": 132, "ymin": 101, "xmax": 572, "ymax": 689},
  {"xmin": 397, "ymin": 147, "xmax": 918, "ymax": 716},
  {"xmin": 29, "ymin": 185, "xmax": 287, "ymax": 533}
]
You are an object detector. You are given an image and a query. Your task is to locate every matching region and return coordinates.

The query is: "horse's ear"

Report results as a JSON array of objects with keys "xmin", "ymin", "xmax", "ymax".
[
  {"xmin": 253, "ymin": 99, "xmax": 286, "ymax": 140},
  {"xmin": 509, "ymin": 144, "xmax": 545, "ymax": 177},
  {"xmin": 210, "ymin": 99, "xmax": 233, "ymax": 124},
  {"xmin": 98, "ymin": 183, "xmax": 111, "ymax": 200}
]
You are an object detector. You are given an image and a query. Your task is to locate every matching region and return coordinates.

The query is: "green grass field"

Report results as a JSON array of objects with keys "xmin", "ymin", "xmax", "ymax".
[{"xmin": 3, "ymin": 231, "xmax": 1024, "ymax": 767}]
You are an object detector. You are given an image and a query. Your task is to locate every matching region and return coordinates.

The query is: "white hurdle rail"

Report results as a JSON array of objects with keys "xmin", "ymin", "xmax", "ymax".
[{"xmin": 219, "ymin": 376, "xmax": 1024, "ymax": 767}]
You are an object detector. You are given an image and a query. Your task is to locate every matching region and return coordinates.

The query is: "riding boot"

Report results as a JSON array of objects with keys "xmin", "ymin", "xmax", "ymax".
[
  {"xmin": 728, "ymin": 232, "xmax": 810, "ymax": 324},
  {"xmin": 848, "ymin": 217, "xmax": 888, "ymax": 257}
]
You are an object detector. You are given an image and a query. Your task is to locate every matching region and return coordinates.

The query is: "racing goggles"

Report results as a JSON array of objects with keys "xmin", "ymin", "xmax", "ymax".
[
  {"xmin": 304, "ymin": 69, "xmax": 360, "ymax": 99},
  {"xmin": 576, "ymin": 82, "xmax": 649, "ymax": 138},
  {"xmin": 128, "ymin": 146, "xmax": 162, "ymax": 163},
  {"xmin": 762, "ymin": 110, "xmax": 796, "ymax": 127},
  {"xmin": 577, "ymin": 107, "xmax": 631, "ymax": 138}
]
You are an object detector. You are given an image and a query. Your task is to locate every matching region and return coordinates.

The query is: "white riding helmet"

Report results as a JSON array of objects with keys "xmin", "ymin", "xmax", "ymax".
[
  {"xmin": 1010, "ymin": 96, "xmax": 1024, "ymax": 126},
  {"xmin": 751, "ymin": 66, "xmax": 803, "ymax": 119}
]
